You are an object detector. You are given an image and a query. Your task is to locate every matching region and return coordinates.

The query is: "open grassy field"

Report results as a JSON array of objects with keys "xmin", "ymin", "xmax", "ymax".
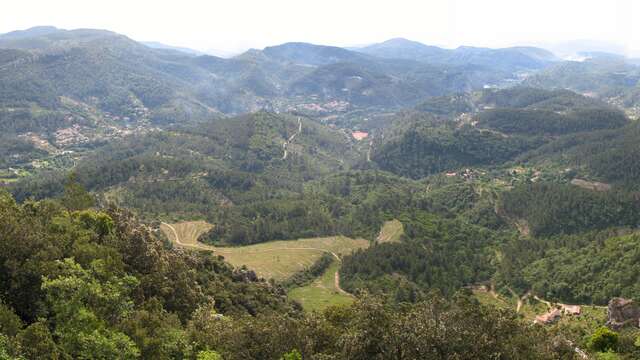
[
  {"xmin": 376, "ymin": 219, "xmax": 404, "ymax": 243},
  {"xmin": 288, "ymin": 259, "xmax": 354, "ymax": 311},
  {"xmin": 473, "ymin": 288, "xmax": 516, "ymax": 312},
  {"xmin": 473, "ymin": 289, "xmax": 555, "ymax": 320},
  {"xmin": 160, "ymin": 221, "xmax": 369, "ymax": 280}
]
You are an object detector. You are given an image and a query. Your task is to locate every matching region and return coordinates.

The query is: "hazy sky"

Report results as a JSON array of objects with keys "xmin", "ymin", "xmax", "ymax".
[{"xmin": 2, "ymin": 0, "xmax": 639, "ymax": 55}]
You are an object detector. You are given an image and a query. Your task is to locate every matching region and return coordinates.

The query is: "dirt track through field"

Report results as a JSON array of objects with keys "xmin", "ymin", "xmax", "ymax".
[
  {"xmin": 334, "ymin": 270, "xmax": 350, "ymax": 296},
  {"xmin": 282, "ymin": 117, "xmax": 302, "ymax": 160}
]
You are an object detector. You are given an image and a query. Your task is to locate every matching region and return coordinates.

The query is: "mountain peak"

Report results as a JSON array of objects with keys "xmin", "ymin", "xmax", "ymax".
[
  {"xmin": 357, "ymin": 38, "xmax": 447, "ymax": 60},
  {"xmin": 0, "ymin": 26, "xmax": 60, "ymax": 39},
  {"xmin": 380, "ymin": 37, "xmax": 424, "ymax": 46},
  {"xmin": 367, "ymin": 38, "xmax": 440, "ymax": 50},
  {"xmin": 261, "ymin": 42, "xmax": 368, "ymax": 66}
]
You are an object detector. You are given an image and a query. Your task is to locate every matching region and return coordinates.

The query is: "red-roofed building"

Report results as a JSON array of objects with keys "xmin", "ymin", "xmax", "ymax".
[{"xmin": 352, "ymin": 131, "xmax": 368, "ymax": 141}]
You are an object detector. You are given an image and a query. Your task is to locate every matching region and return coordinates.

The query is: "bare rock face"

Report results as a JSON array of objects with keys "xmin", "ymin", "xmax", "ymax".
[{"xmin": 606, "ymin": 297, "xmax": 640, "ymax": 330}]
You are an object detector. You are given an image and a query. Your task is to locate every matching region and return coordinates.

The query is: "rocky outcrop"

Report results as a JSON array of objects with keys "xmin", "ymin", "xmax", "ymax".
[
  {"xmin": 232, "ymin": 268, "xmax": 259, "ymax": 282},
  {"xmin": 606, "ymin": 297, "xmax": 640, "ymax": 330}
]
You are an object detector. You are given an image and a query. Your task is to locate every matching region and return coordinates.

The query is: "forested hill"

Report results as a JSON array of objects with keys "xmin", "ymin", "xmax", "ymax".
[
  {"xmin": 371, "ymin": 112, "xmax": 540, "ymax": 179},
  {"xmin": 0, "ymin": 189, "xmax": 592, "ymax": 359},
  {"xmin": 0, "ymin": 190, "xmax": 298, "ymax": 358},
  {"xmin": 371, "ymin": 88, "xmax": 629, "ymax": 179},
  {"xmin": 0, "ymin": 26, "xmax": 556, "ymax": 129},
  {"xmin": 524, "ymin": 56, "xmax": 640, "ymax": 96},
  {"xmin": 9, "ymin": 112, "xmax": 361, "ymax": 219},
  {"xmin": 523, "ymin": 56, "xmax": 640, "ymax": 119},
  {"xmin": 0, "ymin": 27, "xmax": 207, "ymax": 114}
]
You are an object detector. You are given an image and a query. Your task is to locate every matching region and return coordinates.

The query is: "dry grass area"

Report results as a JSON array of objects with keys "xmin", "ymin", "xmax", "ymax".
[
  {"xmin": 160, "ymin": 221, "xmax": 213, "ymax": 246},
  {"xmin": 160, "ymin": 221, "xmax": 369, "ymax": 281},
  {"xmin": 376, "ymin": 219, "xmax": 404, "ymax": 243},
  {"xmin": 214, "ymin": 236, "xmax": 369, "ymax": 280},
  {"xmin": 570, "ymin": 178, "xmax": 611, "ymax": 192}
]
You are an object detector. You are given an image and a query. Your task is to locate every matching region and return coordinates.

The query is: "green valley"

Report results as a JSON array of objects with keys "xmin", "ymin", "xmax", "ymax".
[{"xmin": 2, "ymin": 17, "xmax": 640, "ymax": 359}]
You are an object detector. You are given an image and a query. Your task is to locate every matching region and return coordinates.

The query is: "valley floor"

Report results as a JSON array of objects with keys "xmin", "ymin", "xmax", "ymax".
[{"xmin": 160, "ymin": 221, "xmax": 369, "ymax": 281}]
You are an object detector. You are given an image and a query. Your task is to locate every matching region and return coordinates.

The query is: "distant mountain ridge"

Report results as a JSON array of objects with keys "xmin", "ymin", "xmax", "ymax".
[
  {"xmin": 0, "ymin": 26, "xmax": 558, "ymax": 126},
  {"xmin": 0, "ymin": 26, "xmax": 124, "ymax": 50},
  {"xmin": 356, "ymin": 38, "xmax": 559, "ymax": 72},
  {"xmin": 261, "ymin": 42, "xmax": 373, "ymax": 66},
  {"xmin": 3, "ymin": 25, "xmax": 605, "ymax": 145},
  {"xmin": 356, "ymin": 38, "xmax": 449, "ymax": 60},
  {"xmin": 540, "ymin": 39, "xmax": 628, "ymax": 60},
  {"xmin": 0, "ymin": 26, "xmax": 60, "ymax": 39},
  {"xmin": 141, "ymin": 41, "xmax": 204, "ymax": 56}
]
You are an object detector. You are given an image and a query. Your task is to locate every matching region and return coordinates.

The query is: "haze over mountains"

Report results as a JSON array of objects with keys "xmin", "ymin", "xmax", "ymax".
[
  {"xmin": 3, "ymin": 26, "xmax": 638, "ymax": 134},
  {"xmin": 4, "ymin": 22, "xmax": 640, "ymax": 359},
  {"xmin": 0, "ymin": 26, "xmax": 563, "ymax": 124},
  {"xmin": 3, "ymin": 24, "xmax": 640, "ymax": 180}
]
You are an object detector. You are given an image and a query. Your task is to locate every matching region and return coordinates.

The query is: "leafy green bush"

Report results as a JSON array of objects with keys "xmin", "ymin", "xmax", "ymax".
[
  {"xmin": 281, "ymin": 349, "xmax": 302, "ymax": 360},
  {"xmin": 197, "ymin": 350, "xmax": 223, "ymax": 360},
  {"xmin": 588, "ymin": 327, "xmax": 619, "ymax": 352}
]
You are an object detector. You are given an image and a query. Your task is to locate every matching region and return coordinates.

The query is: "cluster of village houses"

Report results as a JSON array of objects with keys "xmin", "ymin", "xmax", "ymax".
[{"xmin": 291, "ymin": 100, "xmax": 350, "ymax": 113}]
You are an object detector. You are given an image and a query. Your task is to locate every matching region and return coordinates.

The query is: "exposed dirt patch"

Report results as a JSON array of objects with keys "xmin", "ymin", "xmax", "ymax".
[
  {"xmin": 514, "ymin": 219, "xmax": 531, "ymax": 237},
  {"xmin": 160, "ymin": 221, "xmax": 213, "ymax": 246},
  {"xmin": 570, "ymin": 178, "xmax": 611, "ymax": 192}
]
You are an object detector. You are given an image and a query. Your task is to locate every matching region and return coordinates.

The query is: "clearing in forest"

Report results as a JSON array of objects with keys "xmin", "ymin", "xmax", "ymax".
[
  {"xmin": 288, "ymin": 259, "xmax": 354, "ymax": 311},
  {"xmin": 472, "ymin": 288, "xmax": 607, "ymax": 330},
  {"xmin": 213, "ymin": 236, "xmax": 369, "ymax": 280},
  {"xmin": 570, "ymin": 178, "xmax": 611, "ymax": 192},
  {"xmin": 160, "ymin": 221, "xmax": 213, "ymax": 246},
  {"xmin": 160, "ymin": 221, "xmax": 369, "ymax": 281},
  {"xmin": 376, "ymin": 219, "xmax": 404, "ymax": 243}
]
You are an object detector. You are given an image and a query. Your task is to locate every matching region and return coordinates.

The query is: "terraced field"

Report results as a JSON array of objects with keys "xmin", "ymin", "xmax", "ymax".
[{"xmin": 160, "ymin": 221, "xmax": 369, "ymax": 280}]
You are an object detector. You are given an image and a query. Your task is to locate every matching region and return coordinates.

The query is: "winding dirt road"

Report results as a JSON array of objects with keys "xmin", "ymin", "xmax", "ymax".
[{"xmin": 507, "ymin": 287, "xmax": 531, "ymax": 313}]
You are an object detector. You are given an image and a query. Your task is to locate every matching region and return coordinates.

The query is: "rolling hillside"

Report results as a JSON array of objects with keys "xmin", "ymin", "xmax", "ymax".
[
  {"xmin": 4, "ymin": 5, "xmax": 640, "ymax": 358},
  {"xmin": 373, "ymin": 87, "xmax": 629, "ymax": 179},
  {"xmin": 9, "ymin": 112, "xmax": 361, "ymax": 219},
  {"xmin": 0, "ymin": 26, "xmax": 559, "ymax": 131}
]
